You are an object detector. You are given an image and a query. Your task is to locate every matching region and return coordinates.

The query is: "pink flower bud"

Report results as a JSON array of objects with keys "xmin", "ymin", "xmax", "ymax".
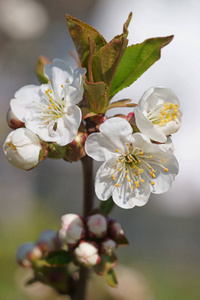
[
  {"xmin": 6, "ymin": 107, "xmax": 24, "ymax": 129},
  {"xmin": 74, "ymin": 241, "xmax": 101, "ymax": 267},
  {"xmin": 100, "ymin": 238, "xmax": 117, "ymax": 256},
  {"xmin": 109, "ymin": 220, "xmax": 124, "ymax": 241},
  {"xmin": 37, "ymin": 229, "xmax": 62, "ymax": 253},
  {"xmin": 86, "ymin": 214, "xmax": 107, "ymax": 238},
  {"xmin": 16, "ymin": 242, "xmax": 43, "ymax": 267},
  {"xmin": 58, "ymin": 214, "xmax": 85, "ymax": 246},
  {"xmin": 64, "ymin": 132, "xmax": 88, "ymax": 162}
]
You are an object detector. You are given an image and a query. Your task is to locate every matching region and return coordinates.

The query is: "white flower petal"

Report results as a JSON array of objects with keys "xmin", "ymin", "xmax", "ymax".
[
  {"xmin": 86, "ymin": 117, "xmax": 133, "ymax": 161},
  {"xmin": 10, "ymin": 85, "xmax": 41, "ymax": 122}
]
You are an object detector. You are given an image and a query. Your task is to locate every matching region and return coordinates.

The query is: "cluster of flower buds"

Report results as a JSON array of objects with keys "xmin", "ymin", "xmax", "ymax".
[
  {"xmin": 16, "ymin": 229, "xmax": 62, "ymax": 267},
  {"xmin": 58, "ymin": 213, "xmax": 128, "ymax": 269}
]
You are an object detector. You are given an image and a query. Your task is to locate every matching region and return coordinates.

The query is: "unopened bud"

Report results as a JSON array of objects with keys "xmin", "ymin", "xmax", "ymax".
[
  {"xmin": 6, "ymin": 107, "xmax": 24, "ymax": 129},
  {"xmin": 86, "ymin": 114, "xmax": 108, "ymax": 134},
  {"xmin": 108, "ymin": 220, "xmax": 124, "ymax": 241},
  {"xmin": 126, "ymin": 111, "xmax": 139, "ymax": 132},
  {"xmin": 37, "ymin": 229, "xmax": 62, "ymax": 253},
  {"xmin": 100, "ymin": 238, "xmax": 117, "ymax": 256},
  {"xmin": 74, "ymin": 241, "xmax": 101, "ymax": 267},
  {"xmin": 16, "ymin": 242, "xmax": 43, "ymax": 267},
  {"xmin": 3, "ymin": 128, "xmax": 42, "ymax": 170},
  {"xmin": 64, "ymin": 132, "xmax": 88, "ymax": 162},
  {"xmin": 58, "ymin": 214, "xmax": 85, "ymax": 246},
  {"xmin": 86, "ymin": 214, "xmax": 107, "ymax": 238}
]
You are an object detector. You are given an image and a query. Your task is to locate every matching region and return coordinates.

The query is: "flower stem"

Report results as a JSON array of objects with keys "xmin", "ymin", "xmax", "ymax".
[{"xmin": 73, "ymin": 155, "xmax": 94, "ymax": 300}]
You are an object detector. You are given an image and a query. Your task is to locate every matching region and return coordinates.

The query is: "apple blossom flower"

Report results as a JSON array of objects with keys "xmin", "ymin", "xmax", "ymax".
[
  {"xmin": 86, "ymin": 214, "xmax": 107, "ymax": 238},
  {"xmin": 85, "ymin": 117, "xmax": 179, "ymax": 209},
  {"xmin": 134, "ymin": 87, "xmax": 181, "ymax": 143},
  {"xmin": 74, "ymin": 241, "xmax": 101, "ymax": 267},
  {"xmin": 3, "ymin": 128, "xmax": 42, "ymax": 170},
  {"xmin": 58, "ymin": 214, "xmax": 85, "ymax": 246},
  {"xmin": 10, "ymin": 59, "xmax": 86, "ymax": 146}
]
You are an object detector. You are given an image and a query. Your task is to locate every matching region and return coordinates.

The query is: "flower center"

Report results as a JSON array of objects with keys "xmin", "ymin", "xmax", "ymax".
[
  {"xmin": 33, "ymin": 82, "xmax": 66, "ymax": 127},
  {"xmin": 147, "ymin": 102, "xmax": 179, "ymax": 127},
  {"xmin": 111, "ymin": 143, "xmax": 168, "ymax": 191}
]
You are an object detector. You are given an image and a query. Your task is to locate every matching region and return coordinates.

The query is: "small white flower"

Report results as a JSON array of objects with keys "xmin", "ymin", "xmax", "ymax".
[
  {"xmin": 58, "ymin": 214, "xmax": 85, "ymax": 246},
  {"xmin": 134, "ymin": 87, "xmax": 182, "ymax": 143},
  {"xmin": 86, "ymin": 214, "xmax": 107, "ymax": 238},
  {"xmin": 85, "ymin": 117, "xmax": 179, "ymax": 209},
  {"xmin": 3, "ymin": 128, "xmax": 42, "ymax": 170},
  {"xmin": 74, "ymin": 241, "xmax": 101, "ymax": 267},
  {"xmin": 10, "ymin": 59, "xmax": 86, "ymax": 146}
]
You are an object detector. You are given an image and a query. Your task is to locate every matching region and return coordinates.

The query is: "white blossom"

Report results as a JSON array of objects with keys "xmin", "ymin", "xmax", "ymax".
[
  {"xmin": 3, "ymin": 128, "xmax": 42, "ymax": 170},
  {"xmin": 10, "ymin": 59, "xmax": 86, "ymax": 146},
  {"xmin": 134, "ymin": 87, "xmax": 181, "ymax": 143},
  {"xmin": 74, "ymin": 241, "xmax": 101, "ymax": 267},
  {"xmin": 85, "ymin": 117, "xmax": 179, "ymax": 209}
]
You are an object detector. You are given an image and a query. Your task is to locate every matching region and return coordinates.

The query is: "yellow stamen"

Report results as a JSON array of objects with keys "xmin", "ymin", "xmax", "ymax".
[
  {"xmin": 164, "ymin": 168, "xmax": 168, "ymax": 172},
  {"xmin": 151, "ymin": 181, "xmax": 155, "ymax": 185}
]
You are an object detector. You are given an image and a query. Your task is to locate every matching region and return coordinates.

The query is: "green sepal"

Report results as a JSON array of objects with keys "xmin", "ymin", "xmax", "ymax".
[
  {"xmin": 41, "ymin": 250, "xmax": 73, "ymax": 267},
  {"xmin": 105, "ymin": 99, "xmax": 136, "ymax": 112},
  {"xmin": 100, "ymin": 197, "xmax": 115, "ymax": 216},
  {"xmin": 47, "ymin": 143, "xmax": 67, "ymax": 159},
  {"xmin": 117, "ymin": 235, "xmax": 129, "ymax": 247},
  {"xmin": 84, "ymin": 80, "xmax": 107, "ymax": 113},
  {"xmin": 35, "ymin": 55, "xmax": 50, "ymax": 84},
  {"xmin": 105, "ymin": 269, "xmax": 118, "ymax": 287},
  {"xmin": 66, "ymin": 14, "xmax": 106, "ymax": 71},
  {"xmin": 109, "ymin": 35, "xmax": 174, "ymax": 99}
]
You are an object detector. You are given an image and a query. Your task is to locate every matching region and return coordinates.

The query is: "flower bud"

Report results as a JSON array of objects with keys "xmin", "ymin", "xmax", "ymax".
[
  {"xmin": 74, "ymin": 241, "xmax": 101, "ymax": 267},
  {"xmin": 86, "ymin": 214, "xmax": 107, "ymax": 238},
  {"xmin": 6, "ymin": 107, "xmax": 24, "ymax": 129},
  {"xmin": 16, "ymin": 242, "xmax": 43, "ymax": 267},
  {"xmin": 58, "ymin": 214, "xmax": 85, "ymax": 246},
  {"xmin": 64, "ymin": 132, "xmax": 88, "ymax": 162},
  {"xmin": 108, "ymin": 220, "xmax": 124, "ymax": 241},
  {"xmin": 100, "ymin": 238, "xmax": 117, "ymax": 256},
  {"xmin": 37, "ymin": 229, "xmax": 62, "ymax": 253},
  {"xmin": 85, "ymin": 114, "xmax": 108, "ymax": 134},
  {"xmin": 3, "ymin": 128, "xmax": 42, "ymax": 170}
]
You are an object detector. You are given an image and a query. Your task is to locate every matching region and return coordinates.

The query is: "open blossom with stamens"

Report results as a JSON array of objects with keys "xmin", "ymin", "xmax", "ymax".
[
  {"xmin": 85, "ymin": 117, "xmax": 179, "ymax": 209},
  {"xmin": 10, "ymin": 59, "xmax": 86, "ymax": 146},
  {"xmin": 134, "ymin": 87, "xmax": 181, "ymax": 143}
]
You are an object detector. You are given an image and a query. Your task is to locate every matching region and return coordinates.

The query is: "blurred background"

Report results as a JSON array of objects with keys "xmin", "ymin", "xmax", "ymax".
[{"xmin": 1, "ymin": 0, "xmax": 200, "ymax": 299}]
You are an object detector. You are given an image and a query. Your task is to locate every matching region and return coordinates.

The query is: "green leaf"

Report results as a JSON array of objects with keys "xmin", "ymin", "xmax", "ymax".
[
  {"xmin": 91, "ymin": 13, "xmax": 132, "ymax": 96},
  {"xmin": 105, "ymin": 99, "xmax": 136, "ymax": 112},
  {"xmin": 105, "ymin": 269, "xmax": 118, "ymax": 287},
  {"xmin": 100, "ymin": 197, "xmax": 115, "ymax": 215},
  {"xmin": 84, "ymin": 80, "xmax": 107, "ymax": 113},
  {"xmin": 109, "ymin": 35, "xmax": 174, "ymax": 99},
  {"xmin": 35, "ymin": 55, "xmax": 50, "ymax": 84},
  {"xmin": 66, "ymin": 14, "xmax": 106, "ymax": 70},
  {"xmin": 42, "ymin": 250, "xmax": 73, "ymax": 267}
]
